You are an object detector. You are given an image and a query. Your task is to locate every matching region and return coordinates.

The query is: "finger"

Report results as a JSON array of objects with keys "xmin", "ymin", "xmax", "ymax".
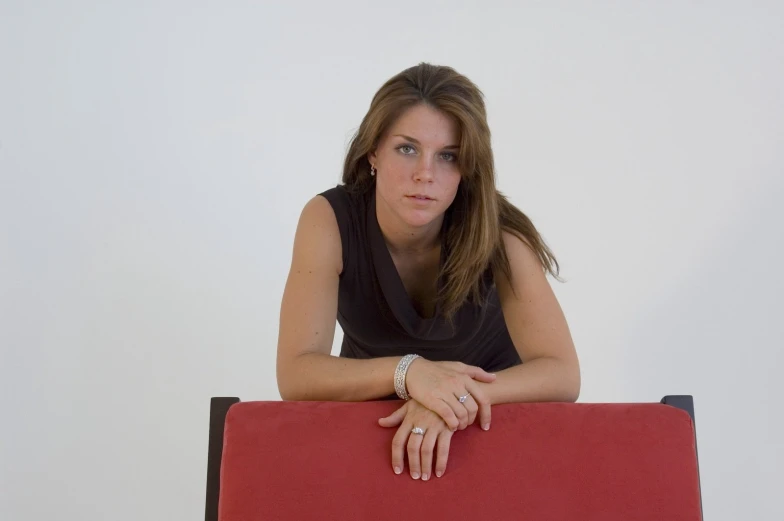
[
  {"xmin": 425, "ymin": 397, "xmax": 460, "ymax": 431},
  {"xmin": 441, "ymin": 395, "xmax": 469, "ymax": 431},
  {"xmin": 378, "ymin": 404, "xmax": 407, "ymax": 428},
  {"xmin": 419, "ymin": 429, "xmax": 439, "ymax": 481},
  {"xmin": 407, "ymin": 428, "xmax": 424, "ymax": 479},
  {"xmin": 465, "ymin": 380, "xmax": 491, "ymax": 430},
  {"xmin": 464, "ymin": 365, "xmax": 497, "ymax": 383},
  {"xmin": 460, "ymin": 392, "xmax": 479, "ymax": 426},
  {"xmin": 435, "ymin": 430, "xmax": 453, "ymax": 478},
  {"xmin": 390, "ymin": 425, "xmax": 409, "ymax": 475}
]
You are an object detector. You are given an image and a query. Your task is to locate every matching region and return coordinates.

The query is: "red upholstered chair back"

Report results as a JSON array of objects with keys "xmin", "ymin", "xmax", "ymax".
[{"xmin": 205, "ymin": 397, "xmax": 702, "ymax": 521}]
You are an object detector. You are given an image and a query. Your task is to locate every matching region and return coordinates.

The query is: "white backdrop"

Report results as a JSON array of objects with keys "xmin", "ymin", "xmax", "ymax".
[{"xmin": 2, "ymin": 1, "xmax": 782, "ymax": 520}]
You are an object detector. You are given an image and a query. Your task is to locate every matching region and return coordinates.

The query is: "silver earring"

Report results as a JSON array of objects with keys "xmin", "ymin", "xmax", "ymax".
[{"xmin": 370, "ymin": 165, "xmax": 376, "ymax": 176}]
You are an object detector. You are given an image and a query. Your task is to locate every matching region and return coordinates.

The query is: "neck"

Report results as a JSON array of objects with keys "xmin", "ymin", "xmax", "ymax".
[{"xmin": 375, "ymin": 195, "xmax": 443, "ymax": 255}]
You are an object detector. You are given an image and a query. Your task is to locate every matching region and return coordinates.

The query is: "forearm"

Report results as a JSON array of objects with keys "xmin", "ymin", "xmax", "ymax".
[
  {"xmin": 277, "ymin": 352, "xmax": 401, "ymax": 402},
  {"xmin": 477, "ymin": 357, "xmax": 581, "ymax": 405}
]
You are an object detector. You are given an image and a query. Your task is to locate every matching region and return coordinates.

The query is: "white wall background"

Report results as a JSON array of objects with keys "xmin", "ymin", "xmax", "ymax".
[{"xmin": 2, "ymin": 1, "xmax": 782, "ymax": 519}]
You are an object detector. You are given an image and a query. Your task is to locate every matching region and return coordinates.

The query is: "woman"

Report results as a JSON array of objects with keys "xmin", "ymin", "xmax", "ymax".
[{"xmin": 276, "ymin": 63, "xmax": 580, "ymax": 482}]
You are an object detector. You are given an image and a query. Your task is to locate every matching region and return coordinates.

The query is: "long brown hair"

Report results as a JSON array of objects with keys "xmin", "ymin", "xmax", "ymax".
[{"xmin": 342, "ymin": 63, "xmax": 560, "ymax": 318}]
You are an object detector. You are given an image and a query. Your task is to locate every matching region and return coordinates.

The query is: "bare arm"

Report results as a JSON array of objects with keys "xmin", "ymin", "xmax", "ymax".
[
  {"xmin": 480, "ymin": 231, "xmax": 581, "ymax": 405},
  {"xmin": 275, "ymin": 195, "xmax": 401, "ymax": 401}
]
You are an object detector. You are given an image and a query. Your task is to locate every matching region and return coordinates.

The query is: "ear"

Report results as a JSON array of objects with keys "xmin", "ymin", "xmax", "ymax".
[{"xmin": 367, "ymin": 149, "xmax": 377, "ymax": 167}]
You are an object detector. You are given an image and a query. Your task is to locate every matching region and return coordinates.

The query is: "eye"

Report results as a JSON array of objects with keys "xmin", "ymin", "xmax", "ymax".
[
  {"xmin": 440, "ymin": 152, "xmax": 457, "ymax": 162},
  {"xmin": 396, "ymin": 144, "xmax": 416, "ymax": 155}
]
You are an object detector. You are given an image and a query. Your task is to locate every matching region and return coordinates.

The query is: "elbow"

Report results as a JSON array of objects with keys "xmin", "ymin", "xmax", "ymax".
[
  {"xmin": 277, "ymin": 380, "xmax": 295, "ymax": 401},
  {"xmin": 278, "ymin": 380, "xmax": 306, "ymax": 401},
  {"xmin": 545, "ymin": 356, "xmax": 580, "ymax": 402},
  {"xmin": 562, "ymin": 361, "xmax": 581, "ymax": 402},
  {"xmin": 277, "ymin": 352, "xmax": 334, "ymax": 401},
  {"xmin": 563, "ymin": 383, "xmax": 580, "ymax": 403},
  {"xmin": 276, "ymin": 362, "xmax": 302, "ymax": 401},
  {"xmin": 278, "ymin": 385, "xmax": 298, "ymax": 401}
]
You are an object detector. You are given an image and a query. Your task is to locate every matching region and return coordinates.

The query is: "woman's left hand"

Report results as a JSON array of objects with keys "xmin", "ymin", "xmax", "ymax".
[{"xmin": 378, "ymin": 399, "xmax": 455, "ymax": 481}]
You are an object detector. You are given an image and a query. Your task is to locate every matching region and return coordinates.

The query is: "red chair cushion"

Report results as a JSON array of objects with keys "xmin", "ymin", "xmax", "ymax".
[{"xmin": 219, "ymin": 401, "xmax": 701, "ymax": 520}]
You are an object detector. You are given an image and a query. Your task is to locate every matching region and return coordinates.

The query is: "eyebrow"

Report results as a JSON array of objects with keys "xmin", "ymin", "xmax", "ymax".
[{"xmin": 393, "ymin": 134, "xmax": 460, "ymax": 150}]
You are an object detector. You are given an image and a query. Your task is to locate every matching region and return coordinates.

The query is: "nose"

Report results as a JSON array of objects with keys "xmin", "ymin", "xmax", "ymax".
[{"xmin": 413, "ymin": 155, "xmax": 434, "ymax": 183}]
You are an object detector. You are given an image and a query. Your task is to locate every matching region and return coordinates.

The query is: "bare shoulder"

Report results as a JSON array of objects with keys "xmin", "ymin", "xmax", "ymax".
[
  {"xmin": 293, "ymin": 195, "xmax": 343, "ymax": 276},
  {"xmin": 302, "ymin": 193, "xmax": 339, "ymax": 223},
  {"xmin": 498, "ymin": 230, "xmax": 544, "ymax": 283}
]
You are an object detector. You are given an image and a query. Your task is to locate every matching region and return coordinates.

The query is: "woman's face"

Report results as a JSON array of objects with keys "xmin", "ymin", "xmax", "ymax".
[{"xmin": 369, "ymin": 104, "xmax": 462, "ymax": 230}]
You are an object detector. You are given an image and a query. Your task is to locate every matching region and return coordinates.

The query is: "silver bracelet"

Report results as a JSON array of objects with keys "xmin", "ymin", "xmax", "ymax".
[{"xmin": 394, "ymin": 354, "xmax": 421, "ymax": 400}]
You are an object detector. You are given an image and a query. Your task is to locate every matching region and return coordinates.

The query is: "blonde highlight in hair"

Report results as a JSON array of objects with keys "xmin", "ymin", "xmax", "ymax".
[{"xmin": 342, "ymin": 63, "xmax": 559, "ymax": 318}]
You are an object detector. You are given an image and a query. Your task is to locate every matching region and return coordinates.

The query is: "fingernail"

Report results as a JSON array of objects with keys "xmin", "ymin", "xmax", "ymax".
[
  {"xmin": 482, "ymin": 423, "xmax": 490, "ymax": 431},
  {"xmin": 412, "ymin": 472, "xmax": 420, "ymax": 479},
  {"xmin": 394, "ymin": 467, "xmax": 402, "ymax": 474},
  {"xmin": 436, "ymin": 470, "xmax": 443, "ymax": 478},
  {"xmin": 422, "ymin": 474, "xmax": 429, "ymax": 481}
]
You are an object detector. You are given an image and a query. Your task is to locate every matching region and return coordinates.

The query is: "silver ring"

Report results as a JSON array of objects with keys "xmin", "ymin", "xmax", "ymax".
[
  {"xmin": 458, "ymin": 393, "xmax": 470, "ymax": 403},
  {"xmin": 411, "ymin": 427, "xmax": 425, "ymax": 435}
]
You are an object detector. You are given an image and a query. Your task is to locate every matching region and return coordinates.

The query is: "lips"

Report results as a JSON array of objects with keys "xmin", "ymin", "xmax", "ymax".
[{"xmin": 406, "ymin": 194, "xmax": 434, "ymax": 201}]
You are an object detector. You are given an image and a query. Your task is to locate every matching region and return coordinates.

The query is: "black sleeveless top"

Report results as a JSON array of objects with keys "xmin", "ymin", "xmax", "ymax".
[{"xmin": 320, "ymin": 185, "xmax": 522, "ymax": 373}]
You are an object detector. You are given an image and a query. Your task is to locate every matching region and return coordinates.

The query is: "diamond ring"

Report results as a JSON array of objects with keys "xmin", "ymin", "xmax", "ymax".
[
  {"xmin": 458, "ymin": 393, "xmax": 470, "ymax": 403},
  {"xmin": 411, "ymin": 427, "xmax": 425, "ymax": 435}
]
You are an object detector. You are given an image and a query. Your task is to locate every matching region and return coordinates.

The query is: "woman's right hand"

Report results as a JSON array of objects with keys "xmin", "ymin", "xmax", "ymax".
[{"xmin": 404, "ymin": 359, "xmax": 496, "ymax": 432}]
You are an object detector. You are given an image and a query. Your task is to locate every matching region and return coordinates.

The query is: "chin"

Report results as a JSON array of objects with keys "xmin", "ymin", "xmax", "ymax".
[{"xmin": 398, "ymin": 208, "xmax": 442, "ymax": 228}]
